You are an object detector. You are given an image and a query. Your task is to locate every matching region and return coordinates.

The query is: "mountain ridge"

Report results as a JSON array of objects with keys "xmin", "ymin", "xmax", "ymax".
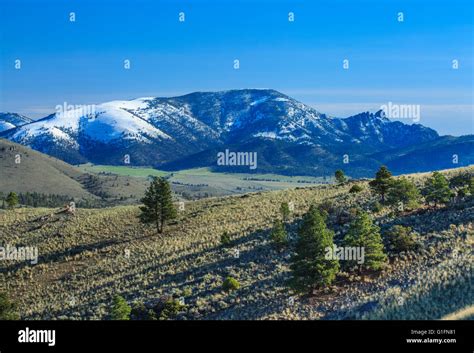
[
  {"xmin": 1, "ymin": 89, "xmax": 470, "ymax": 177},
  {"xmin": 0, "ymin": 112, "xmax": 33, "ymax": 132}
]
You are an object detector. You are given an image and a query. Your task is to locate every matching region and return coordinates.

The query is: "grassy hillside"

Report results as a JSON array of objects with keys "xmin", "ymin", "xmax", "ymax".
[
  {"xmin": 0, "ymin": 166, "xmax": 472, "ymax": 320},
  {"xmin": 0, "ymin": 139, "xmax": 95, "ymax": 199},
  {"xmin": 0, "ymin": 139, "xmax": 148, "ymax": 206}
]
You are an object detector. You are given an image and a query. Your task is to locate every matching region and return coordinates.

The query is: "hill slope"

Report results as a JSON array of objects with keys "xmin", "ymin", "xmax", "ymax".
[
  {"xmin": 0, "ymin": 139, "xmax": 146, "ymax": 204},
  {"xmin": 370, "ymin": 135, "xmax": 474, "ymax": 174},
  {"xmin": 1, "ymin": 166, "xmax": 472, "ymax": 320}
]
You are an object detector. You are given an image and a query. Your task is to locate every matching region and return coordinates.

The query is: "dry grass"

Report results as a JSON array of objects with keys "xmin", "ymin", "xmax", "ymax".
[{"xmin": 0, "ymin": 167, "xmax": 472, "ymax": 320}]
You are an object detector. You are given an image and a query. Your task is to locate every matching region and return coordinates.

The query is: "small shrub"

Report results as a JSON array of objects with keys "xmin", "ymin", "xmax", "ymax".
[
  {"xmin": 449, "ymin": 173, "xmax": 473, "ymax": 199},
  {"xmin": 384, "ymin": 225, "xmax": 418, "ymax": 253},
  {"xmin": 318, "ymin": 200, "xmax": 335, "ymax": 213},
  {"xmin": 349, "ymin": 184, "xmax": 363, "ymax": 193},
  {"xmin": 130, "ymin": 302, "xmax": 150, "ymax": 320},
  {"xmin": 182, "ymin": 287, "xmax": 192, "ymax": 297},
  {"xmin": 317, "ymin": 200, "xmax": 334, "ymax": 220},
  {"xmin": 131, "ymin": 298, "xmax": 185, "ymax": 320},
  {"xmin": 160, "ymin": 299, "xmax": 186, "ymax": 320},
  {"xmin": 0, "ymin": 292, "xmax": 19, "ymax": 320},
  {"xmin": 222, "ymin": 276, "xmax": 240, "ymax": 292},
  {"xmin": 220, "ymin": 231, "xmax": 232, "ymax": 246},
  {"xmin": 371, "ymin": 201, "xmax": 383, "ymax": 213},
  {"xmin": 280, "ymin": 202, "xmax": 291, "ymax": 222},
  {"xmin": 269, "ymin": 220, "xmax": 288, "ymax": 248}
]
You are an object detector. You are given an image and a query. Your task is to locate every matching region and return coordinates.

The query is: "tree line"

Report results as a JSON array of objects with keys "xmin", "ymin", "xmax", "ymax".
[{"xmin": 0, "ymin": 191, "xmax": 106, "ymax": 209}]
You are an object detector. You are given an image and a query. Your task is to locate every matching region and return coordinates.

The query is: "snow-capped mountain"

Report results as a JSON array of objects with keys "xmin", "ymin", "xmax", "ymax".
[
  {"xmin": 0, "ymin": 113, "xmax": 33, "ymax": 133},
  {"xmin": 1, "ymin": 89, "xmax": 456, "ymax": 176},
  {"xmin": 333, "ymin": 110, "xmax": 439, "ymax": 151}
]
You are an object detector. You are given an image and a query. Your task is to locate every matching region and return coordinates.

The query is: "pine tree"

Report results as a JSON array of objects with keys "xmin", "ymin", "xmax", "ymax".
[
  {"xmin": 5, "ymin": 192, "xmax": 19, "ymax": 210},
  {"xmin": 290, "ymin": 205, "xmax": 339, "ymax": 292},
  {"xmin": 270, "ymin": 219, "xmax": 288, "ymax": 248},
  {"xmin": 110, "ymin": 295, "xmax": 131, "ymax": 320},
  {"xmin": 422, "ymin": 172, "xmax": 453, "ymax": 207},
  {"xmin": 387, "ymin": 177, "xmax": 421, "ymax": 211},
  {"xmin": 369, "ymin": 166, "xmax": 393, "ymax": 203},
  {"xmin": 139, "ymin": 177, "xmax": 177, "ymax": 234},
  {"xmin": 335, "ymin": 170, "xmax": 346, "ymax": 184},
  {"xmin": 343, "ymin": 211, "xmax": 387, "ymax": 271}
]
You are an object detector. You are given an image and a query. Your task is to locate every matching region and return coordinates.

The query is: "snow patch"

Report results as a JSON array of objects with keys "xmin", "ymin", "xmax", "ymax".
[
  {"xmin": 0, "ymin": 121, "xmax": 15, "ymax": 132},
  {"xmin": 250, "ymin": 97, "xmax": 270, "ymax": 106},
  {"xmin": 253, "ymin": 131, "xmax": 277, "ymax": 139}
]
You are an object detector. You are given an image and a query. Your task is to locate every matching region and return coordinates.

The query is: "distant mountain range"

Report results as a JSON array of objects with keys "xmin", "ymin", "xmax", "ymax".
[
  {"xmin": 1, "ymin": 89, "xmax": 472, "ymax": 177},
  {"xmin": 0, "ymin": 112, "xmax": 33, "ymax": 132}
]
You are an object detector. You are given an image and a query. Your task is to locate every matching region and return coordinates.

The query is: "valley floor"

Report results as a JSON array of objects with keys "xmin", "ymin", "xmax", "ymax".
[{"xmin": 79, "ymin": 164, "xmax": 328, "ymax": 199}]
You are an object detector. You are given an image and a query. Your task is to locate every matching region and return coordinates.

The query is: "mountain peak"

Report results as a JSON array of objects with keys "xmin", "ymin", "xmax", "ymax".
[{"xmin": 0, "ymin": 90, "xmax": 447, "ymax": 175}]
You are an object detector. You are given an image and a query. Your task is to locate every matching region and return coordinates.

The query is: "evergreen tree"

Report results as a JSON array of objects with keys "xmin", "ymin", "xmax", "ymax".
[
  {"xmin": 343, "ymin": 211, "xmax": 387, "ymax": 271},
  {"xmin": 422, "ymin": 172, "xmax": 453, "ymax": 207},
  {"xmin": 335, "ymin": 170, "xmax": 346, "ymax": 184},
  {"xmin": 5, "ymin": 192, "xmax": 18, "ymax": 210},
  {"xmin": 387, "ymin": 177, "xmax": 421, "ymax": 211},
  {"xmin": 270, "ymin": 219, "xmax": 288, "ymax": 248},
  {"xmin": 110, "ymin": 295, "xmax": 131, "ymax": 320},
  {"xmin": 369, "ymin": 166, "xmax": 393, "ymax": 203},
  {"xmin": 139, "ymin": 177, "xmax": 177, "ymax": 234},
  {"xmin": 0, "ymin": 292, "xmax": 19, "ymax": 320},
  {"xmin": 280, "ymin": 202, "xmax": 290, "ymax": 222},
  {"xmin": 290, "ymin": 206, "xmax": 339, "ymax": 292}
]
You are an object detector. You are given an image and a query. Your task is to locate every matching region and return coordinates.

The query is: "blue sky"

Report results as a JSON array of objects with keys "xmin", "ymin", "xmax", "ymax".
[{"xmin": 0, "ymin": 0, "xmax": 472, "ymax": 135}]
